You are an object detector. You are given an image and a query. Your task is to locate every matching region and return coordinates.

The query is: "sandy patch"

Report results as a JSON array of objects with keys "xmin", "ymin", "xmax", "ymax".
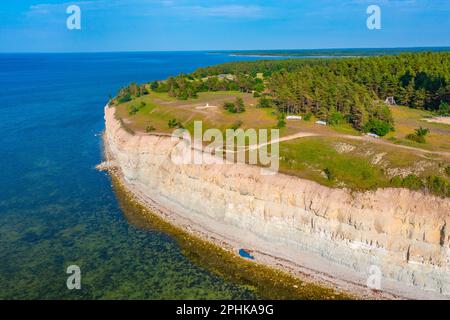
[
  {"xmin": 195, "ymin": 104, "xmax": 218, "ymax": 110},
  {"xmin": 423, "ymin": 117, "xmax": 450, "ymax": 125}
]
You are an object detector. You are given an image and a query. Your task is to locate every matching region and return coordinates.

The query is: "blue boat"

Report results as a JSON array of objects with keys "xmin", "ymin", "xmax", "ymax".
[{"xmin": 239, "ymin": 249, "xmax": 255, "ymax": 260}]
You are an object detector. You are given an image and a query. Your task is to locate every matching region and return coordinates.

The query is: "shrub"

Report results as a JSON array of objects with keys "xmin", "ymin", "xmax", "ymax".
[
  {"xmin": 155, "ymin": 82, "xmax": 169, "ymax": 93},
  {"xmin": 324, "ymin": 168, "xmax": 335, "ymax": 181},
  {"xmin": 437, "ymin": 102, "xmax": 449, "ymax": 116},
  {"xmin": 426, "ymin": 176, "xmax": 450, "ymax": 197},
  {"xmin": 276, "ymin": 113, "xmax": 286, "ymax": 129},
  {"xmin": 257, "ymin": 96, "xmax": 273, "ymax": 108},
  {"xmin": 118, "ymin": 92, "xmax": 132, "ymax": 103},
  {"xmin": 390, "ymin": 176, "xmax": 403, "ymax": 187},
  {"xmin": 445, "ymin": 166, "xmax": 450, "ymax": 177},
  {"xmin": 127, "ymin": 104, "xmax": 141, "ymax": 116},
  {"xmin": 253, "ymin": 91, "xmax": 261, "ymax": 98},
  {"xmin": 303, "ymin": 112, "xmax": 312, "ymax": 121},
  {"xmin": 145, "ymin": 125, "xmax": 156, "ymax": 133},
  {"xmin": 406, "ymin": 127, "xmax": 430, "ymax": 144},
  {"xmin": 406, "ymin": 133, "xmax": 425, "ymax": 143},
  {"xmin": 415, "ymin": 127, "xmax": 430, "ymax": 137},
  {"xmin": 150, "ymin": 81, "xmax": 159, "ymax": 91},
  {"xmin": 223, "ymin": 101, "xmax": 236, "ymax": 113},
  {"xmin": 363, "ymin": 118, "xmax": 392, "ymax": 136},
  {"xmin": 127, "ymin": 100, "xmax": 147, "ymax": 116},
  {"xmin": 139, "ymin": 85, "xmax": 148, "ymax": 96},
  {"xmin": 235, "ymin": 97, "xmax": 245, "ymax": 113},
  {"xmin": 223, "ymin": 98, "xmax": 245, "ymax": 113},
  {"xmin": 401, "ymin": 174, "xmax": 424, "ymax": 190},
  {"xmin": 390, "ymin": 174, "xmax": 424, "ymax": 190},
  {"xmin": 328, "ymin": 112, "xmax": 344, "ymax": 125},
  {"xmin": 390, "ymin": 174, "xmax": 450, "ymax": 197},
  {"xmin": 168, "ymin": 119, "xmax": 183, "ymax": 129}
]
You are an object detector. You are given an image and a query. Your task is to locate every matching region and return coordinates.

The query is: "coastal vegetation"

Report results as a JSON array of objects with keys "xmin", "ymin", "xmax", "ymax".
[
  {"xmin": 111, "ymin": 175, "xmax": 352, "ymax": 300},
  {"xmin": 115, "ymin": 82, "xmax": 148, "ymax": 104},
  {"xmin": 168, "ymin": 118, "xmax": 184, "ymax": 129},
  {"xmin": 196, "ymin": 53, "xmax": 450, "ymax": 109},
  {"xmin": 280, "ymin": 137, "xmax": 450, "ymax": 196},
  {"xmin": 406, "ymin": 127, "xmax": 430, "ymax": 144},
  {"xmin": 223, "ymin": 97, "xmax": 246, "ymax": 113},
  {"xmin": 438, "ymin": 102, "xmax": 450, "ymax": 116}
]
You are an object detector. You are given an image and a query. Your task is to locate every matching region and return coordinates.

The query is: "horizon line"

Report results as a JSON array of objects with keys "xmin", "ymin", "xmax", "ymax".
[{"xmin": 1, "ymin": 45, "xmax": 449, "ymax": 55}]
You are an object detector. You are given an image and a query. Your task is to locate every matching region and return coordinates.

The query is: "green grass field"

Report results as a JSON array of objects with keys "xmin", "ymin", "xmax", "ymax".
[
  {"xmin": 386, "ymin": 106, "xmax": 450, "ymax": 152},
  {"xmin": 114, "ymin": 91, "xmax": 364, "ymax": 137},
  {"xmin": 279, "ymin": 136, "xmax": 449, "ymax": 192},
  {"xmin": 114, "ymin": 91, "xmax": 277, "ymax": 135},
  {"xmin": 279, "ymin": 137, "xmax": 388, "ymax": 190}
]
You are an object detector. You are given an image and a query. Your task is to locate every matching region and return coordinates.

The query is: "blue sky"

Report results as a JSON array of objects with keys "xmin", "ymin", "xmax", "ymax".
[{"xmin": 0, "ymin": 0, "xmax": 449, "ymax": 52}]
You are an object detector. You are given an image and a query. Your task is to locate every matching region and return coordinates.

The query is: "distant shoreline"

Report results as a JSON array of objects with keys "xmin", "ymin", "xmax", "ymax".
[
  {"xmin": 213, "ymin": 47, "xmax": 450, "ymax": 58},
  {"xmin": 228, "ymin": 54, "xmax": 357, "ymax": 59}
]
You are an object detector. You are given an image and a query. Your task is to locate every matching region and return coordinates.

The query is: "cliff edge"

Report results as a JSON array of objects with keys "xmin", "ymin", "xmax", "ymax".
[{"xmin": 104, "ymin": 106, "xmax": 450, "ymax": 299}]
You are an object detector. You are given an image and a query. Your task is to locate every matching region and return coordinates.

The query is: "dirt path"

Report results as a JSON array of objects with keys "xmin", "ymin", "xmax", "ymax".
[
  {"xmin": 136, "ymin": 128, "xmax": 450, "ymax": 159},
  {"xmin": 423, "ymin": 117, "xmax": 450, "ymax": 125},
  {"xmin": 220, "ymin": 132, "xmax": 319, "ymax": 153},
  {"xmin": 245, "ymin": 131, "xmax": 450, "ymax": 159},
  {"xmin": 332, "ymin": 134, "xmax": 450, "ymax": 158}
]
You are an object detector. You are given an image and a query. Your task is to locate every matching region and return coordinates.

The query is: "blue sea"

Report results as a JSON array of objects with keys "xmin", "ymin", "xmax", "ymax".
[{"xmin": 0, "ymin": 52, "xmax": 290, "ymax": 299}]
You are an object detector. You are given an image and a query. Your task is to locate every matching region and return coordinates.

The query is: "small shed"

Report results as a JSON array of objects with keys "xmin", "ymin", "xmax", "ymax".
[{"xmin": 385, "ymin": 97, "xmax": 397, "ymax": 105}]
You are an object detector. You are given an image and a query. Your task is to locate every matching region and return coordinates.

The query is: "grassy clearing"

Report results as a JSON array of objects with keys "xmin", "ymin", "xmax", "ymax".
[
  {"xmin": 115, "ymin": 91, "xmax": 277, "ymax": 135},
  {"xmin": 279, "ymin": 137, "xmax": 389, "ymax": 190},
  {"xmin": 114, "ymin": 91, "xmax": 363, "ymax": 138},
  {"xmin": 387, "ymin": 106, "xmax": 450, "ymax": 152},
  {"xmin": 279, "ymin": 136, "xmax": 450, "ymax": 193}
]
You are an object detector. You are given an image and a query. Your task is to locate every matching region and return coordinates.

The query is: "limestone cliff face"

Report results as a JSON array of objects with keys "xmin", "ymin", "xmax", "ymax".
[{"xmin": 104, "ymin": 106, "xmax": 450, "ymax": 297}]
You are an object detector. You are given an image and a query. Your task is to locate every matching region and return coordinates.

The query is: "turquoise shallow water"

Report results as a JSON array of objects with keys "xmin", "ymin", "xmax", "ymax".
[{"xmin": 0, "ymin": 52, "xmax": 288, "ymax": 299}]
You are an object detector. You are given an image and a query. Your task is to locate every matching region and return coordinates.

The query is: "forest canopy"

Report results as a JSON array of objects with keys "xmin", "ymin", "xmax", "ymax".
[{"xmin": 194, "ymin": 52, "xmax": 450, "ymax": 111}]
